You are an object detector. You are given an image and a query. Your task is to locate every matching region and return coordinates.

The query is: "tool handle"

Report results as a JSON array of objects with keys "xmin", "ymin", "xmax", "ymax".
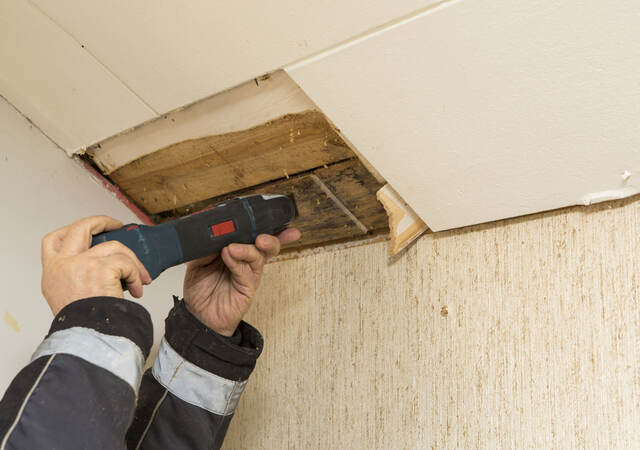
[
  {"xmin": 90, "ymin": 195, "xmax": 296, "ymax": 282},
  {"xmin": 91, "ymin": 223, "xmax": 181, "ymax": 280}
]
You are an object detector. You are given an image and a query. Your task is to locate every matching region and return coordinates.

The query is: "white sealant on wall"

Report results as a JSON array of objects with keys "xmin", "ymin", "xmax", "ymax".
[{"xmin": 580, "ymin": 186, "xmax": 640, "ymax": 206}]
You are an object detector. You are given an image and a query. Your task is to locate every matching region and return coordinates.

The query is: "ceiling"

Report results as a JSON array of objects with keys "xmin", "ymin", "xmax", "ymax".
[
  {"xmin": 0, "ymin": 0, "xmax": 437, "ymax": 152},
  {"xmin": 3, "ymin": 0, "xmax": 640, "ymax": 232}
]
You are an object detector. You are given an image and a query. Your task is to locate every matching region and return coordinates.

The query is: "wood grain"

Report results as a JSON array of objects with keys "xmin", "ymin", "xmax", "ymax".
[
  {"xmin": 223, "ymin": 195, "xmax": 640, "ymax": 449},
  {"xmin": 163, "ymin": 158, "xmax": 388, "ymax": 248},
  {"xmin": 88, "ymin": 71, "xmax": 316, "ymax": 174},
  {"xmin": 314, "ymin": 160, "xmax": 387, "ymax": 231},
  {"xmin": 110, "ymin": 111, "xmax": 353, "ymax": 214}
]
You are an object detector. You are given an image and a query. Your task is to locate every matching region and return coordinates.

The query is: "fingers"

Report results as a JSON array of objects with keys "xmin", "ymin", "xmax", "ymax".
[
  {"xmin": 198, "ymin": 228, "xmax": 302, "ymax": 293},
  {"xmin": 277, "ymin": 228, "xmax": 302, "ymax": 245},
  {"xmin": 103, "ymin": 254, "xmax": 144, "ymax": 298},
  {"xmin": 224, "ymin": 243, "xmax": 265, "ymax": 273},
  {"xmin": 42, "ymin": 225, "xmax": 70, "ymax": 264},
  {"xmin": 59, "ymin": 216, "xmax": 123, "ymax": 256},
  {"xmin": 254, "ymin": 228, "xmax": 301, "ymax": 260},
  {"xmin": 255, "ymin": 234, "xmax": 281, "ymax": 259},
  {"xmin": 222, "ymin": 228, "xmax": 302, "ymax": 274},
  {"xmin": 87, "ymin": 241, "xmax": 152, "ymax": 284}
]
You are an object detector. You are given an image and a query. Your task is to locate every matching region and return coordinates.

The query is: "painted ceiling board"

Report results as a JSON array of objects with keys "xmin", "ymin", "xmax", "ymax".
[
  {"xmin": 287, "ymin": 0, "xmax": 640, "ymax": 231},
  {"xmin": 89, "ymin": 71, "xmax": 316, "ymax": 173},
  {"xmin": 30, "ymin": 0, "xmax": 438, "ymax": 114},
  {"xmin": 0, "ymin": 0, "xmax": 155, "ymax": 153}
]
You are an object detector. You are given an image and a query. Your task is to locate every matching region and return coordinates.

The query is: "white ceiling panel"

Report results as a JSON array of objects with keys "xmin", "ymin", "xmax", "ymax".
[
  {"xmin": 0, "ymin": 0, "xmax": 156, "ymax": 153},
  {"xmin": 30, "ymin": 0, "xmax": 437, "ymax": 114},
  {"xmin": 288, "ymin": 0, "xmax": 640, "ymax": 231}
]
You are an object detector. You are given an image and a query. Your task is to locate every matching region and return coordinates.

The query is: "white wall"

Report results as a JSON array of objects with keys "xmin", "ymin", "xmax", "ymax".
[{"xmin": 0, "ymin": 97, "xmax": 184, "ymax": 393}]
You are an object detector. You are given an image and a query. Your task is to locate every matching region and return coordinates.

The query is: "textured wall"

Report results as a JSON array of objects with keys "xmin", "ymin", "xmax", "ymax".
[{"xmin": 224, "ymin": 196, "xmax": 640, "ymax": 449}]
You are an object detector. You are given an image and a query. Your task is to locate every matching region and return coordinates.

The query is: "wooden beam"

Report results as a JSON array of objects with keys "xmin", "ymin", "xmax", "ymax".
[
  {"xmin": 160, "ymin": 158, "xmax": 388, "ymax": 248},
  {"xmin": 87, "ymin": 70, "xmax": 316, "ymax": 173},
  {"xmin": 83, "ymin": 69, "xmax": 389, "ymax": 250},
  {"xmin": 314, "ymin": 160, "xmax": 387, "ymax": 231},
  {"xmin": 110, "ymin": 110, "xmax": 353, "ymax": 214}
]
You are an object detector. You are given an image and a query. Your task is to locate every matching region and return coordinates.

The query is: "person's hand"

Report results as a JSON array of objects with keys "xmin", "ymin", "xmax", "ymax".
[
  {"xmin": 41, "ymin": 216, "xmax": 152, "ymax": 315},
  {"xmin": 183, "ymin": 229, "xmax": 301, "ymax": 336}
]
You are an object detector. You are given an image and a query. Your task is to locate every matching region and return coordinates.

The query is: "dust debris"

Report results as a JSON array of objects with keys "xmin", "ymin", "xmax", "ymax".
[{"xmin": 440, "ymin": 306, "xmax": 448, "ymax": 317}]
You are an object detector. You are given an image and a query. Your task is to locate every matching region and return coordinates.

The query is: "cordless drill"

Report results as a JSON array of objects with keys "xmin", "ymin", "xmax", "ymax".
[{"xmin": 91, "ymin": 194, "xmax": 297, "ymax": 280}]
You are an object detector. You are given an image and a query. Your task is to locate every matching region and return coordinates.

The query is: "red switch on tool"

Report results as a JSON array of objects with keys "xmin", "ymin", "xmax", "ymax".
[{"xmin": 210, "ymin": 220, "xmax": 235, "ymax": 237}]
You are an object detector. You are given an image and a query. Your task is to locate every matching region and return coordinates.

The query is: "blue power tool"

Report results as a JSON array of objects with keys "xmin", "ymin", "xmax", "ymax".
[{"xmin": 91, "ymin": 194, "xmax": 297, "ymax": 280}]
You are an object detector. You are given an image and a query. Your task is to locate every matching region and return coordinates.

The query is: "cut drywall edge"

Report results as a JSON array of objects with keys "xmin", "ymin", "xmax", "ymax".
[
  {"xmin": 376, "ymin": 184, "xmax": 428, "ymax": 255},
  {"xmin": 88, "ymin": 70, "xmax": 316, "ymax": 174}
]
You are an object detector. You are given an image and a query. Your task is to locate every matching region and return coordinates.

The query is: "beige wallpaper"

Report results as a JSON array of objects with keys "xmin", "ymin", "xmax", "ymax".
[{"xmin": 224, "ymin": 197, "xmax": 640, "ymax": 449}]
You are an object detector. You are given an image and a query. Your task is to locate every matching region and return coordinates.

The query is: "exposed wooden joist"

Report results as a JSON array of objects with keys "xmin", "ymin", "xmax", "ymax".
[
  {"xmin": 159, "ymin": 159, "xmax": 387, "ymax": 248},
  {"xmin": 109, "ymin": 110, "xmax": 353, "ymax": 214},
  {"xmin": 85, "ymin": 69, "xmax": 389, "ymax": 250},
  {"xmin": 88, "ymin": 71, "xmax": 316, "ymax": 173},
  {"xmin": 314, "ymin": 161, "xmax": 389, "ymax": 232}
]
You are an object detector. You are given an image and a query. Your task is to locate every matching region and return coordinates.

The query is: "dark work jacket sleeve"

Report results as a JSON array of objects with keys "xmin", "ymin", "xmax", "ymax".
[
  {"xmin": 126, "ymin": 297, "xmax": 263, "ymax": 450},
  {"xmin": 0, "ymin": 297, "xmax": 153, "ymax": 450}
]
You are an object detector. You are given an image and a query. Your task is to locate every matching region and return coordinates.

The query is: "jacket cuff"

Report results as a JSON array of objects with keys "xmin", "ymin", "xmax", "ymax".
[
  {"xmin": 164, "ymin": 297, "xmax": 263, "ymax": 382},
  {"xmin": 31, "ymin": 297, "xmax": 153, "ymax": 392},
  {"xmin": 47, "ymin": 297, "xmax": 154, "ymax": 359}
]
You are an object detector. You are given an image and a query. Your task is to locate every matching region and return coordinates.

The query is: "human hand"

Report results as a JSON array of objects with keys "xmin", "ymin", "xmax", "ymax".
[
  {"xmin": 183, "ymin": 229, "xmax": 301, "ymax": 336},
  {"xmin": 41, "ymin": 216, "xmax": 152, "ymax": 315}
]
